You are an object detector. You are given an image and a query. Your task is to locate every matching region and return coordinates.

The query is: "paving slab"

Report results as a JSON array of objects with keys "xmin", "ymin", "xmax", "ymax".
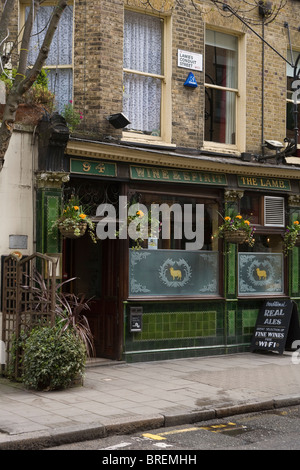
[{"xmin": 1, "ymin": 352, "xmax": 300, "ymax": 449}]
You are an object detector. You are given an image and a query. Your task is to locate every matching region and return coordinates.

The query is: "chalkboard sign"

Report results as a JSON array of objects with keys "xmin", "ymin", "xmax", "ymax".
[{"xmin": 250, "ymin": 299, "xmax": 300, "ymax": 354}]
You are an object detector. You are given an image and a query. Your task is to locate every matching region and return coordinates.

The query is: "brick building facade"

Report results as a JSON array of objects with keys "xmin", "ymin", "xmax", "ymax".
[{"xmin": 2, "ymin": 0, "xmax": 300, "ymax": 362}]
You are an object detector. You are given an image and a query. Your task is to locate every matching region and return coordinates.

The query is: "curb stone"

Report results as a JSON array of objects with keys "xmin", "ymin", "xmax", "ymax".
[
  {"xmin": 273, "ymin": 395, "xmax": 300, "ymax": 408},
  {"xmin": 215, "ymin": 400, "xmax": 274, "ymax": 418},
  {"xmin": 2, "ymin": 396, "xmax": 300, "ymax": 450}
]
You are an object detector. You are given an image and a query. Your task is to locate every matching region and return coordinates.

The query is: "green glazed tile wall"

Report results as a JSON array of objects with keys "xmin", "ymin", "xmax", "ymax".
[
  {"xmin": 124, "ymin": 301, "xmax": 225, "ymax": 357},
  {"xmin": 242, "ymin": 309, "xmax": 259, "ymax": 335},
  {"xmin": 133, "ymin": 310, "xmax": 217, "ymax": 342},
  {"xmin": 228, "ymin": 310, "xmax": 236, "ymax": 336},
  {"xmin": 36, "ymin": 188, "xmax": 62, "ymax": 254}
]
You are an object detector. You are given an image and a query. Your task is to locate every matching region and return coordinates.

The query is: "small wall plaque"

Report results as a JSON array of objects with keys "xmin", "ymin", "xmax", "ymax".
[
  {"xmin": 9, "ymin": 235, "xmax": 28, "ymax": 249},
  {"xmin": 130, "ymin": 307, "xmax": 143, "ymax": 332}
]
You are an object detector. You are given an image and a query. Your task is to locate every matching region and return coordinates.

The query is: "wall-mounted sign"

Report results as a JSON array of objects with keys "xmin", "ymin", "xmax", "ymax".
[
  {"xmin": 178, "ymin": 49, "xmax": 203, "ymax": 71},
  {"xmin": 9, "ymin": 235, "xmax": 28, "ymax": 250},
  {"xmin": 250, "ymin": 299, "xmax": 300, "ymax": 354},
  {"xmin": 130, "ymin": 166, "xmax": 227, "ymax": 186},
  {"xmin": 237, "ymin": 175, "xmax": 291, "ymax": 191},
  {"xmin": 130, "ymin": 307, "xmax": 143, "ymax": 332},
  {"xmin": 70, "ymin": 158, "xmax": 116, "ymax": 177}
]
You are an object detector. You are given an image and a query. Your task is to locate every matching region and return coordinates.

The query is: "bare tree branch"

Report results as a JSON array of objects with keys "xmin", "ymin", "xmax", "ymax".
[
  {"xmin": 0, "ymin": 0, "xmax": 16, "ymax": 59},
  {"xmin": 0, "ymin": 0, "xmax": 68, "ymax": 169}
]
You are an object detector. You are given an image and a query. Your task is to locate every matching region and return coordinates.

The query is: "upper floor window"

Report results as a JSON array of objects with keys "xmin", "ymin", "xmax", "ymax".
[
  {"xmin": 123, "ymin": 10, "xmax": 172, "ymax": 145},
  {"xmin": 205, "ymin": 30, "xmax": 238, "ymax": 146},
  {"xmin": 286, "ymin": 49, "xmax": 300, "ymax": 145},
  {"xmin": 24, "ymin": 2, "xmax": 73, "ymax": 112}
]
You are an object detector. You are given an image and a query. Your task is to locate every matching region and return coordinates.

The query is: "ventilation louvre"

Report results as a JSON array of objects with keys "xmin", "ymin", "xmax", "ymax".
[{"xmin": 264, "ymin": 196, "xmax": 285, "ymax": 227}]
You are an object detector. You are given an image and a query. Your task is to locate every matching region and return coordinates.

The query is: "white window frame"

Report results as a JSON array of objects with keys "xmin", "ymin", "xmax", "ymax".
[
  {"xmin": 19, "ymin": 0, "xmax": 74, "ymax": 110},
  {"xmin": 204, "ymin": 27, "xmax": 246, "ymax": 154},
  {"xmin": 121, "ymin": 9, "xmax": 173, "ymax": 148},
  {"xmin": 286, "ymin": 49, "xmax": 300, "ymax": 147}
]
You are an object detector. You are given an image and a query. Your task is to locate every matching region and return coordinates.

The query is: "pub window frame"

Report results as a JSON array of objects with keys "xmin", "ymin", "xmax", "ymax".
[
  {"xmin": 286, "ymin": 49, "xmax": 300, "ymax": 146},
  {"xmin": 19, "ymin": 0, "xmax": 74, "ymax": 112},
  {"xmin": 121, "ymin": 9, "xmax": 173, "ymax": 147},
  {"xmin": 204, "ymin": 27, "xmax": 246, "ymax": 153},
  {"xmin": 238, "ymin": 191, "xmax": 287, "ymax": 297},
  {"xmin": 126, "ymin": 184, "xmax": 223, "ymax": 300}
]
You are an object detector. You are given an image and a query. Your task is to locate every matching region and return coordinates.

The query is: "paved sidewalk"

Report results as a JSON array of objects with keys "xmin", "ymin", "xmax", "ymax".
[{"xmin": 1, "ymin": 351, "xmax": 300, "ymax": 449}]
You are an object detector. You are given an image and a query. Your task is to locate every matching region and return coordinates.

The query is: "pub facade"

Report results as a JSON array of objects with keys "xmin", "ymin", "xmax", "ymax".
[
  {"xmin": 3, "ymin": 0, "xmax": 300, "ymax": 362},
  {"xmin": 56, "ymin": 138, "xmax": 300, "ymax": 362}
]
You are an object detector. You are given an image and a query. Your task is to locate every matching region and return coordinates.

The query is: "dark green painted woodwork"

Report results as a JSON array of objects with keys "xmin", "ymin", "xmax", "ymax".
[
  {"xmin": 36, "ymin": 187, "xmax": 62, "ymax": 255},
  {"xmin": 123, "ymin": 199, "xmax": 300, "ymax": 363}
]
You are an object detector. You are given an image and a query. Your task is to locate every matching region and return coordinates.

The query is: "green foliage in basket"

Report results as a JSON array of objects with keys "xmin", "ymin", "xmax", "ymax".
[{"xmin": 216, "ymin": 214, "xmax": 255, "ymax": 247}]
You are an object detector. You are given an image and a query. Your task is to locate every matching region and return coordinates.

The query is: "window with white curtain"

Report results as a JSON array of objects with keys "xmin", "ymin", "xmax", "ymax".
[
  {"xmin": 123, "ymin": 10, "xmax": 164, "ymax": 137},
  {"xmin": 25, "ymin": 3, "xmax": 73, "ymax": 112},
  {"xmin": 205, "ymin": 30, "xmax": 238, "ymax": 145},
  {"xmin": 286, "ymin": 49, "xmax": 300, "ymax": 144}
]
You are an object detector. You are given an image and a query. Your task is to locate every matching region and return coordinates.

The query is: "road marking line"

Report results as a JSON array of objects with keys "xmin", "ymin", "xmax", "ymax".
[
  {"xmin": 143, "ymin": 427, "xmax": 199, "ymax": 441},
  {"xmin": 199, "ymin": 422, "xmax": 248, "ymax": 434},
  {"xmin": 101, "ymin": 442, "xmax": 132, "ymax": 450},
  {"xmin": 143, "ymin": 433, "xmax": 166, "ymax": 440},
  {"xmin": 159, "ymin": 427, "xmax": 199, "ymax": 436},
  {"xmin": 153, "ymin": 442, "xmax": 173, "ymax": 448}
]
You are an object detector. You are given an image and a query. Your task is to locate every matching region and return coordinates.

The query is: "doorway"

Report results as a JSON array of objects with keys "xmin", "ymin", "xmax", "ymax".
[{"xmin": 62, "ymin": 234, "xmax": 121, "ymax": 359}]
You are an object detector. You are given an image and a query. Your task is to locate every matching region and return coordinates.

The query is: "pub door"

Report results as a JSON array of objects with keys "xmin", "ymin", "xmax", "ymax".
[{"xmin": 62, "ymin": 234, "xmax": 121, "ymax": 359}]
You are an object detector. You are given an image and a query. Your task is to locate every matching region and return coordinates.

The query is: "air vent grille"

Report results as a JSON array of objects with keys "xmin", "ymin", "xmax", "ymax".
[{"xmin": 264, "ymin": 196, "xmax": 285, "ymax": 227}]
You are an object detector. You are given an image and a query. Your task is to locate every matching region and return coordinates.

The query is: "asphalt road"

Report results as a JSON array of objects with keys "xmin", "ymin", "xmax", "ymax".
[{"xmin": 47, "ymin": 406, "xmax": 300, "ymax": 452}]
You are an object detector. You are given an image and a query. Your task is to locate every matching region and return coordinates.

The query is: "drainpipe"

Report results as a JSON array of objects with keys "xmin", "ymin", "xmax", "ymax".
[{"xmin": 261, "ymin": 19, "xmax": 265, "ymax": 157}]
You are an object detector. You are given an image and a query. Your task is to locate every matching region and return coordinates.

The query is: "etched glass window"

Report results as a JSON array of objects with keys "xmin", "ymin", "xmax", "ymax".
[
  {"xmin": 127, "ymin": 190, "xmax": 220, "ymax": 297},
  {"xmin": 238, "ymin": 253, "xmax": 284, "ymax": 296}
]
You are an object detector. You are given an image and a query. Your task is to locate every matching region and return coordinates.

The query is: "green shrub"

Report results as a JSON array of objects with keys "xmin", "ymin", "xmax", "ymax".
[
  {"xmin": 22, "ymin": 324, "xmax": 86, "ymax": 391},
  {"xmin": 0, "ymin": 68, "xmax": 49, "ymax": 89},
  {"xmin": 0, "ymin": 68, "xmax": 55, "ymax": 111}
]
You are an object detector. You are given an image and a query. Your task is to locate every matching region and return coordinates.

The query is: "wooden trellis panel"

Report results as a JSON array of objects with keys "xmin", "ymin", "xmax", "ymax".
[{"xmin": 1, "ymin": 253, "xmax": 58, "ymax": 378}]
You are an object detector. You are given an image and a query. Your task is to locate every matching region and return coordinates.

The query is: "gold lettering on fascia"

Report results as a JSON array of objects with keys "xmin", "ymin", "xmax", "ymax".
[
  {"xmin": 239, "ymin": 176, "xmax": 288, "ymax": 189},
  {"xmin": 131, "ymin": 166, "xmax": 226, "ymax": 185}
]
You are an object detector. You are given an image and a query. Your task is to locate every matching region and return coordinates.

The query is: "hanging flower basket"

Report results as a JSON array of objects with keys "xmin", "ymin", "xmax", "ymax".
[
  {"xmin": 50, "ymin": 197, "xmax": 97, "ymax": 243},
  {"xmin": 215, "ymin": 214, "xmax": 255, "ymax": 247},
  {"xmin": 283, "ymin": 220, "xmax": 300, "ymax": 255},
  {"xmin": 223, "ymin": 229, "xmax": 248, "ymax": 244},
  {"xmin": 58, "ymin": 221, "xmax": 87, "ymax": 239},
  {"xmin": 294, "ymin": 235, "xmax": 300, "ymax": 247}
]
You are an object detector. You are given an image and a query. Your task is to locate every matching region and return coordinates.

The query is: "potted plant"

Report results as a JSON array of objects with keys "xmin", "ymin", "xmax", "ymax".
[
  {"xmin": 22, "ymin": 323, "xmax": 87, "ymax": 391},
  {"xmin": 216, "ymin": 214, "xmax": 255, "ymax": 246},
  {"xmin": 283, "ymin": 220, "xmax": 300, "ymax": 255},
  {"xmin": 9, "ymin": 270, "xmax": 95, "ymax": 388},
  {"xmin": 61, "ymin": 100, "xmax": 83, "ymax": 133},
  {"xmin": 51, "ymin": 197, "xmax": 97, "ymax": 243}
]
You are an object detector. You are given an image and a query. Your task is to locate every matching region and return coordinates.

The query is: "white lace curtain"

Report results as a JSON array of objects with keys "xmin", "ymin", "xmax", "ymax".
[
  {"xmin": 123, "ymin": 10, "xmax": 163, "ymax": 135},
  {"xmin": 26, "ymin": 5, "xmax": 73, "ymax": 111}
]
